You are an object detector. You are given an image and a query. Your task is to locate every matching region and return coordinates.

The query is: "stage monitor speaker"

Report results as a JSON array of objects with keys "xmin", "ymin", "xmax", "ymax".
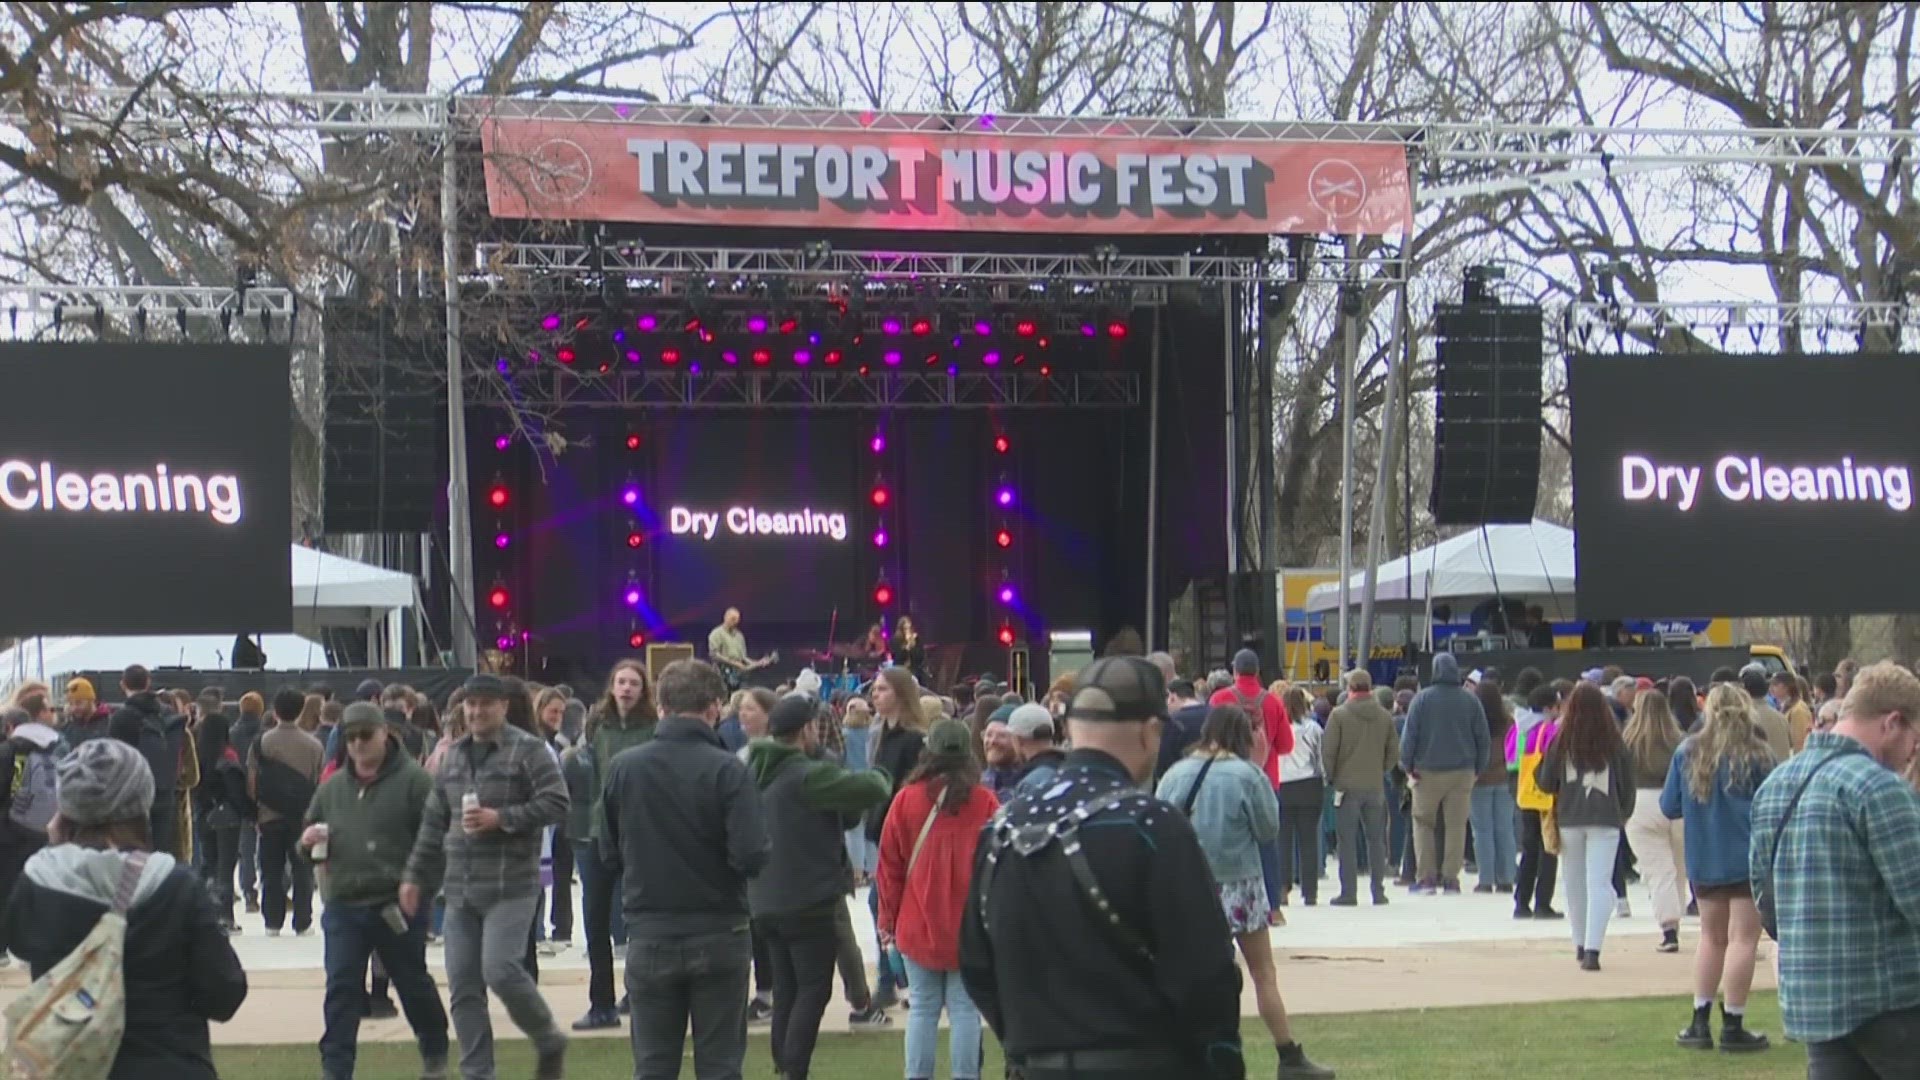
[
  {"xmin": 322, "ymin": 300, "xmax": 444, "ymax": 533},
  {"xmin": 646, "ymin": 642, "xmax": 696, "ymax": 683},
  {"xmin": 1429, "ymin": 304, "xmax": 1544, "ymax": 525}
]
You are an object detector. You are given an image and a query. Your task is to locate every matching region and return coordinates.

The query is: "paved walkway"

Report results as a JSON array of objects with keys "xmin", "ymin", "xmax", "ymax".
[{"xmin": 0, "ymin": 876, "xmax": 1765, "ymax": 1046}]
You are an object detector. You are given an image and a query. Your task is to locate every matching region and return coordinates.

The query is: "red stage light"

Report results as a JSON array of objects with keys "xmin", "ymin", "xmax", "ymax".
[
  {"xmin": 993, "ymin": 435, "xmax": 1010, "ymax": 454},
  {"xmin": 997, "ymin": 624, "xmax": 1015, "ymax": 647},
  {"xmin": 488, "ymin": 587, "xmax": 510, "ymax": 610},
  {"xmin": 779, "ymin": 317, "xmax": 799, "ymax": 334},
  {"xmin": 995, "ymin": 528, "xmax": 1012, "ymax": 549},
  {"xmin": 627, "ymin": 532, "xmax": 643, "ymax": 548},
  {"xmin": 825, "ymin": 349, "xmax": 844, "ymax": 365},
  {"xmin": 683, "ymin": 316, "xmax": 703, "ymax": 334},
  {"xmin": 874, "ymin": 583, "xmax": 894, "ymax": 606},
  {"xmin": 488, "ymin": 486, "xmax": 509, "ymax": 509},
  {"xmin": 1039, "ymin": 363, "xmax": 1052, "ymax": 376},
  {"xmin": 574, "ymin": 316, "xmax": 593, "ymax": 332},
  {"xmin": 626, "ymin": 434, "xmax": 642, "ymax": 451},
  {"xmin": 910, "ymin": 317, "xmax": 933, "ymax": 336},
  {"xmin": 1106, "ymin": 321, "xmax": 1129, "ymax": 340},
  {"xmin": 556, "ymin": 347, "xmax": 577, "ymax": 364},
  {"xmin": 629, "ymin": 631, "xmax": 645, "ymax": 648},
  {"xmin": 662, "ymin": 347, "xmax": 682, "ymax": 364},
  {"xmin": 1015, "ymin": 320, "xmax": 1037, "ymax": 338},
  {"xmin": 752, "ymin": 348, "xmax": 772, "ymax": 365},
  {"xmin": 871, "ymin": 487, "xmax": 890, "ymax": 508}
]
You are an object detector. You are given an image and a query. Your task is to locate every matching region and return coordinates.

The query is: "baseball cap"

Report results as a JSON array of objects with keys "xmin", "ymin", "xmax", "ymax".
[
  {"xmin": 926, "ymin": 718, "xmax": 973, "ymax": 757},
  {"xmin": 1466, "ymin": 669, "xmax": 1484, "ymax": 686},
  {"xmin": 1066, "ymin": 656, "xmax": 1168, "ymax": 723},
  {"xmin": 341, "ymin": 701, "xmax": 386, "ymax": 736},
  {"xmin": 462, "ymin": 673, "xmax": 509, "ymax": 699},
  {"xmin": 1231, "ymin": 648, "xmax": 1260, "ymax": 676},
  {"xmin": 1006, "ymin": 703, "xmax": 1055, "ymax": 740},
  {"xmin": 768, "ymin": 695, "xmax": 816, "ymax": 738}
]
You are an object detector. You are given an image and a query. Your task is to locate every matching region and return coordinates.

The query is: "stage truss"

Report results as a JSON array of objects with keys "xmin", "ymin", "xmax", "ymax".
[
  {"xmin": 0, "ymin": 284, "xmax": 297, "ymax": 338},
  {"xmin": 1567, "ymin": 300, "xmax": 1920, "ymax": 353},
  {"xmin": 482, "ymin": 369, "xmax": 1139, "ymax": 409}
]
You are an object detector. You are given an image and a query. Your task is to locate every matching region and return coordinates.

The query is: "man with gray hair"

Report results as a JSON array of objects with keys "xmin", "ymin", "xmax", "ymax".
[
  {"xmin": 1205, "ymin": 669, "xmax": 1234, "ymax": 696},
  {"xmin": 603, "ymin": 659, "xmax": 769, "ymax": 1080},
  {"xmin": 1146, "ymin": 651, "xmax": 1178, "ymax": 687}
]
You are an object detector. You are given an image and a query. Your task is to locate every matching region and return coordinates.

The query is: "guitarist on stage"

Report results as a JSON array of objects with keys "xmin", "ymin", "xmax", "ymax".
[{"xmin": 709, "ymin": 607, "xmax": 776, "ymax": 688}]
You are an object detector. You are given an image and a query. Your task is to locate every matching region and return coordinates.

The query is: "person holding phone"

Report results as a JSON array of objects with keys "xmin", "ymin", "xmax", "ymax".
[{"xmin": 302, "ymin": 703, "xmax": 449, "ymax": 1080}]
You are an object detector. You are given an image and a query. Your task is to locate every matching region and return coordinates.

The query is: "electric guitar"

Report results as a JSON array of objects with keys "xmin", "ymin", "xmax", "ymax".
[{"xmin": 723, "ymin": 650, "xmax": 780, "ymax": 690}]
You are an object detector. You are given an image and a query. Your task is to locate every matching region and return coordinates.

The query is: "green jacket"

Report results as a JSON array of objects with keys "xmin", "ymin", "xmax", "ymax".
[
  {"xmin": 745, "ymin": 739, "xmax": 892, "ymax": 816},
  {"xmin": 303, "ymin": 737, "xmax": 433, "ymax": 905},
  {"xmin": 589, "ymin": 707, "xmax": 656, "ymax": 841}
]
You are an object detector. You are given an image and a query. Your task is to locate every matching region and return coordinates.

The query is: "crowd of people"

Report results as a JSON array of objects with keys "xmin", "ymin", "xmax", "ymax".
[{"xmin": 0, "ymin": 642, "xmax": 1914, "ymax": 1080}]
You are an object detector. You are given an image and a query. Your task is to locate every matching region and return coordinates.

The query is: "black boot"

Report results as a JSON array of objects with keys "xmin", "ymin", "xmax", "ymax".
[
  {"xmin": 1676, "ymin": 1004, "xmax": 1713, "ymax": 1049},
  {"xmin": 1658, "ymin": 927, "xmax": 1680, "ymax": 953},
  {"xmin": 1580, "ymin": 950, "xmax": 1601, "ymax": 972},
  {"xmin": 1718, "ymin": 1008, "xmax": 1771, "ymax": 1053},
  {"xmin": 1275, "ymin": 1040, "xmax": 1335, "ymax": 1079}
]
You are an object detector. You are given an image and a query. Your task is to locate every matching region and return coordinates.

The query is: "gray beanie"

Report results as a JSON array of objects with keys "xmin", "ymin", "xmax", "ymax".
[{"xmin": 57, "ymin": 738, "xmax": 155, "ymax": 827}]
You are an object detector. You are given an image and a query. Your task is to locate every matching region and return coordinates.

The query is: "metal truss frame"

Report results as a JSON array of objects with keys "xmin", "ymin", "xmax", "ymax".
[
  {"xmin": 1566, "ymin": 300, "xmax": 1920, "ymax": 352},
  {"xmin": 478, "ymin": 369, "xmax": 1139, "ymax": 409},
  {"xmin": 473, "ymin": 241, "xmax": 1390, "ymax": 287},
  {"xmin": 0, "ymin": 284, "xmax": 297, "ymax": 333},
  {"xmin": 0, "ymin": 87, "xmax": 447, "ymax": 137}
]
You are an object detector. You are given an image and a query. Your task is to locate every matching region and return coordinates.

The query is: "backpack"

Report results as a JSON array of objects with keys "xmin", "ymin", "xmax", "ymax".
[
  {"xmin": 254, "ymin": 756, "xmax": 317, "ymax": 820},
  {"xmin": 8, "ymin": 744, "xmax": 58, "ymax": 834},
  {"xmin": 134, "ymin": 718, "xmax": 175, "ymax": 798},
  {"xmin": 3, "ymin": 852, "xmax": 147, "ymax": 1079}
]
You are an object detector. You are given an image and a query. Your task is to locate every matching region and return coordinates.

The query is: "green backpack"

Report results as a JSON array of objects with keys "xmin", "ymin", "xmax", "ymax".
[{"xmin": 3, "ymin": 851, "xmax": 147, "ymax": 1079}]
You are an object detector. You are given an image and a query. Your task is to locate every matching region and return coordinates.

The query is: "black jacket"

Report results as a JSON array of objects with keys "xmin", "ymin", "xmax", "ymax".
[
  {"xmin": 1155, "ymin": 702, "xmax": 1212, "ymax": 783},
  {"xmin": 600, "ymin": 715, "xmax": 769, "ymax": 936},
  {"xmin": 6, "ymin": 846, "xmax": 247, "ymax": 1080},
  {"xmin": 108, "ymin": 691, "xmax": 177, "ymax": 796},
  {"xmin": 959, "ymin": 749, "xmax": 1245, "ymax": 1080},
  {"xmin": 865, "ymin": 722, "xmax": 926, "ymax": 842}
]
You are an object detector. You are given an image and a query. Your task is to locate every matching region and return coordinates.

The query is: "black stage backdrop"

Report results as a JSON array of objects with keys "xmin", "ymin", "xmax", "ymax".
[
  {"xmin": 478, "ymin": 308, "xmax": 1227, "ymax": 680},
  {"xmin": 0, "ymin": 343, "xmax": 293, "ymax": 635}
]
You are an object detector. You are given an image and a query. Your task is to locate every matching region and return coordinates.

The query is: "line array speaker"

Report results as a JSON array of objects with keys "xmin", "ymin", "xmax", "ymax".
[
  {"xmin": 1429, "ymin": 304, "xmax": 1544, "ymax": 526},
  {"xmin": 322, "ymin": 300, "xmax": 444, "ymax": 533}
]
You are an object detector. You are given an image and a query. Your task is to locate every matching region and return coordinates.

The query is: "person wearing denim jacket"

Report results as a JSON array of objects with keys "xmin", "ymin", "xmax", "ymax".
[{"xmin": 1158, "ymin": 746, "xmax": 1280, "ymax": 891}]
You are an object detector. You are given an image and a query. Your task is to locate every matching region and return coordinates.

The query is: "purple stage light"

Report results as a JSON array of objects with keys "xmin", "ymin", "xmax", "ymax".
[
  {"xmin": 810, "ymin": 332, "xmax": 822, "ymax": 345},
  {"xmin": 624, "ymin": 588, "xmax": 641, "ymax": 606},
  {"xmin": 496, "ymin": 635, "xmax": 515, "ymax": 650},
  {"xmin": 540, "ymin": 313, "xmax": 561, "ymax": 331},
  {"xmin": 883, "ymin": 350, "xmax": 902, "ymax": 366},
  {"xmin": 871, "ymin": 435, "xmax": 886, "ymax": 454},
  {"xmin": 622, "ymin": 486, "xmax": 640, "ymax": 506},
  {"xmin": 626, "ymin": 349, "xmax": 642, "ymax": 364},
  {"xmin": 974, "ymin": 320, "xmax": 993, "ymax": 337},
  {"xmin": 1080, "ymin": 322, "xmax": 1097, "ymax": 337},
  {"xmin": 998, "ymin": 585, "xmax": 1015, "ymax": 604},
  {"xmin": 690, "ymin": 362, "xmax": 702, "ymax": 374},
  {"xmin": 983, "ymin": 351, "xmax": 1001, "ymax": 366},
  {"xmin": 794, "ymin": 349, "xmax": 812, "ymax": 365},
  {"xmin": 747, "ymin": 315, "xmax": 769, "ymax": 334},
  {"xmin": 494, "ymin": 435, "xmax": 511, "ymax": 451},
  {"xmin": 882, "ymin": 318, "xmax": 903, "ymax": 335},
  {"xmin": 612, "ymin": 329, "xmax": 626, "ymax": 344},
  {"xmin": 637, "ymin": 314, "xmax": 658, "ymax": 331},
  {"xmin": 494, "ymin": 533, "xmax": 510, "ymax": 549},
  {"xmin": 947, "ymin": 365, "xmax": 958, "ymax": 376},
  {"xmin": 722, "ymin": 350, "xmax": 740, "ymax": 365},
  {"xmin": 495, "ymin": 357, "xmax": 511, "ymax": 374},
  {"xmin": 873, "ymin": 529, "xmax": 888, "ymax": 547},
  {"xmin": 997, "ymin": 487, "xmax": 1015, "ymax": 507}
]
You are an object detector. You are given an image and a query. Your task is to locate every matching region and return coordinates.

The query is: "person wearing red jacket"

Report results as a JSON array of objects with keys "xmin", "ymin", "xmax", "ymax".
[
  {"xmin": 1209, "ymin": 650, "xmax": 1294, "ymax": 921},
  {"xmin": 878, "ymin": 718, "xmax": 999, "ymax": 1080}
]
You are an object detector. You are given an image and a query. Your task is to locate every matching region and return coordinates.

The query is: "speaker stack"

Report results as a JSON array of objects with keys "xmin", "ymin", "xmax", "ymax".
[
  {"xmin": 322, "ymin": 300, "xmax": 444, "ymax": 533},
  {"xmin": 1429, "ymin": 303, "xmax": 1545, "ymax": 525}
]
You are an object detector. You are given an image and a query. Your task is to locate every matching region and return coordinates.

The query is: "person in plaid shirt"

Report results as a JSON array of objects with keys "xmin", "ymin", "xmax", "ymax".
[
  {"xmin": 1749, "ymin": 661, "xmax": 1920, "ymax": 1079},
  {"xmin": 402, "ymin": 673, "xmax": 571, "ymax": 1080}
]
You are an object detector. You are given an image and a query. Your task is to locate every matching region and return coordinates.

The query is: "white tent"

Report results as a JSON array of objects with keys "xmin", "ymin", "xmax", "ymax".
[
  {"xmin": 290, "ymin": 544, "xmax": 417, "ymax": 665},
  {"xmin": 1, "ymin": 633, "xmax": 329, "ymax": 697},
  {"xmin": 1303, "ymin": 520, "xmax": 1576, "ymax": 613}
]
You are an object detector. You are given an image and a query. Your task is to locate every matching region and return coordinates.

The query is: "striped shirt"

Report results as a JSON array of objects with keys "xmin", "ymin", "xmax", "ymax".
[
  {"xmin": 1748, "ymin": 732, "xmax": 1920, "ymax": 1042},
  {"xmin": 405, "ymin": 723, "xmax": 568, "ymax": 907}
]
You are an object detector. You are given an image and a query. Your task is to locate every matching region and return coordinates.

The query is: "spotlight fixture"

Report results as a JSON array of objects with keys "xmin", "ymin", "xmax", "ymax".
[
  {"xmin": 994, "ymin": 434, "xmax": 1010, "ymax": 454},
  {"xmin": 621, "ymin": 481, "xmax": 641, "ymax": 507},
  {"xmin": 628, "ymin": 630, "xmax": 646, "ymax": 648},
  {"xmin": 872, "ymin": 528, "xmax": 889, "ymax": 548},
  {"xmin": 996, "ymin": 481, "xmax": 1015, "ymax": 508},
  {"xmin": 625, "ymin": 433, "xmax": 642, "ymax": 451},
  {"xmin": 494, "ymin": 435, "xmax": 511, "ymax": 452},
  {"xmin": 494, "ymin": 532, "xmax": 511, "ymax": 549},
  {"xmin": 997, "ymin": 623, "xmax": 1016, "ymax": 647},
  {"xmin": 873, "ymin": 578, "xmax": 894, "ymax": 606},
  {"xmin": 995, "ymin": 527, "xmax": 1012, "ymax": 549},
  {"xmin": 488, "ymin": 583, "xmax": 511, "ymax": 610},
  {"xmin": 488, "ymin": 482, "xmax": 510, "ymax": 509},
  {"xmin": 627, "ymin": 531, "xmax": 643, "ymax": 548}
]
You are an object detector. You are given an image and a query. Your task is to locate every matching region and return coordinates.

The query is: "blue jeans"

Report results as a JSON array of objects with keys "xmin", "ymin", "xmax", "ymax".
[
  {"xmin": 1468, "ymin": 784, "xmax": 1518, "ymax": 888},
  {"xmin": 866, "ymin": 886, "xmax": 908, "ymax": 993},
  {"xmin": 320, "ymin": 902, "xmax": 448, "ymax": 1077},
  {"xmin": 1386, "ymin": 776, "xmax": 1409, "ymax": 874},
  {"xmin": 1258, "ymin": 836, "xmax": 1283, "ymax": 908},
  {"xmin": 902, "ymin": 955, "xmax": 982, "ymax": 1080}
]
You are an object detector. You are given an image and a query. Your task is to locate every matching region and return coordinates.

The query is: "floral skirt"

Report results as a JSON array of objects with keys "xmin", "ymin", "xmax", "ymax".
[{"xmin": 1216, "ymin": 874, "xmax": 1272, "ymax": 935}]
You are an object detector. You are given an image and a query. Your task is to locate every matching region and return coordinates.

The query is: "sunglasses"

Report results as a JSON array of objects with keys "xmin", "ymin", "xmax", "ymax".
[{"xmin": 346, "ymin": 728, "xmax": 381, "ymax": 743}]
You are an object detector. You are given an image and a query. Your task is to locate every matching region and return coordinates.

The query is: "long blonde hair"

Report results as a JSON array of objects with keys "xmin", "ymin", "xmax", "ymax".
[
  {"xmin": 1687, "ymin": 683, "xmax": 1774, "ymax": 802},
  {"xmin": 1622, "ymin": 689, "xmax": 1684, "ymax": 779}
]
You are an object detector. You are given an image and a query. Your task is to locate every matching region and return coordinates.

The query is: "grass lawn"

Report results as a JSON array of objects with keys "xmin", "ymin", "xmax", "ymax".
[{"xmin": 212, "ymin": 992, "xmax": 1807, "ymax": 1078}]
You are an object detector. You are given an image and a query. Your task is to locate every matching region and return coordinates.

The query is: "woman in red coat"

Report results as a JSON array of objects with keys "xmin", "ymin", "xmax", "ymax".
[{"xmin": 878, "ymin": 718, "xmax": 998, "ymax": 1080}]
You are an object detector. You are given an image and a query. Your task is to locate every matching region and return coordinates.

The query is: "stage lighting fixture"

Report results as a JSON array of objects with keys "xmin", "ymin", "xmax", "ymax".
[
  {"xmin": 722, "ymin": 350, "xmax": 740, "ymax": 365},
  {"xmin": 489, "ymin": 586, "xmax": 510, "ymax": 610},
  {"xmin": 495, "ymin": 358, "xmax": 511, "ymax": 374},
  {"xmin": 488, "ymin": 484, "xmax": 509, "ymax": 509},
  {"xmin": 494, "ymin": 532, "xmax": 511, "ymax": 549},
  {"xmin": 597, "ymin": 362, "xmax": 611, "ymax": 374},
  {"xmin": 621, "ymin": 484, "xmax": 641, "ymax": 507},
  {"xmin": 540, "ymin": 313, "xmax": 561, "ymax": 331},
  {"xmin": 779, "ymin": 316, "xmax": 800, "ymax": 335},
  {"xmin": 998, "ymin": 623, "xmax": 1016, "ymax": 647},
  {"xmin": 626, "ymin": 528, "xmax": 644, "ymax": 548},
  {"xmin": 996, "ymin": 485, "xmax": 1015, "ymax": 508},
  {"xmin": 1106, "ymin": 320, "xmax": 1129, "ymax": 340},
  {"xmin": 747, "ymin": 347, "xmax": 769, "ymax": 365},
  {"xmin": 574, "ymin": 315, "xmax": 592, "ymax": 332},
  {"xmin": 494, "ymin": 434, "xmax": 511, "ymax": 452},
  {"xmin": 910, "ymin": 316, "xmax": 933, "ymax": 336},
  {"xmin": 637, "ymin": 314, "xmax": 658, "ymax": 331},
  {"xmin": 923, "ymin": 352, "xmax": 940, "ymax": 366},
  {"xmin": 883, "ymin": 350, "xmax": 902, "ymax": 366},
  {"xmin": 1015, "ymin": 319, "xmax": 1038, "ymax": 338},
  {"xmin": 1080, "ymin": 321, "xmax": 1097, "ymax": 338},
  {"xmin": 882, "ymin": 317, "xmax": 903, "ymax": 336},
  {"xmin": 496, "ymin": 634, "xmax": 516, "ymax": 651},
  {"xmin": 994, "ymin": 434, "xmax": 1010, "ymax": 454},
  {"xmin": 624, "ymin": 586, "xmax": 642, "ymax": 607},
  {"xmin": 612, "ymin": 329, "xmax": 627, "ymax": 344},
  {"xmin": 999, "ymin": 584, "xmax": 1016, "ymax": 605},
  {"xmin": 629, "ymin": 630, "xmax": 646, "ymax": 648},
  {"xmin": 626, "ymin": 433, "xmax": 642, "ymax": 451},
  {"xmin": 625, "ymin": 349, "xmax": 642, "ymax": 363},
  {"xmin": 826, "ymin": 348, "xmax": 844, "ymax": 365},
  {"xmin": 871, "ymin": 486, "xmax": 890, "ymax": 508},
  {"xmin": 995, "ymin": 528, "xmax": 1012, "ymax": 549},
  {"xmin": 973, "ymin": 320, "xmax": 993, "ymax": 337},
  {"xmin": 683, "ymin": 314, "xmax": 704, "ymax": 334},
  {"xmin": 871, "ymin": 430, "xmax": 886, "ymax": 454},
  {"xmin": 983, "ymin": 351, "xmax": 1001, "ymax": 366},
  {"xmin": 873, "ymin": 529, "xmax": 888, "ymax": 547},
  {"xmin": 747, "ymin": 315, "xmax": 770, "ymax": 334},
  {"xmin": 1038, "ymin": 363, "xmax": 1052, "ymax": 377},
  {"xmin": 793, "ymin": 349, "xmax": 812, "ymax": 365},
  {"xmin": 874, "ymin": 582, "xmax": 894, "ymax": 606},
  {"xmin": 662, "ymin": 347, "xmax": 682, "ymax": 364},
  {"xmin": 556, "ymin": 347, "xmax": 577, "ymax": 364}
]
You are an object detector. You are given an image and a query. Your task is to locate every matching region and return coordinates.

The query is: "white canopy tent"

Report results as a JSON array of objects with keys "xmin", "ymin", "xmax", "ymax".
[
  {"xmin": 1303, "ymin": 520, "xmax": 1576, "ymax": 614},
  {"xmin": 0, "ymin": 546, "xmax": 418, "ymax": 697}
]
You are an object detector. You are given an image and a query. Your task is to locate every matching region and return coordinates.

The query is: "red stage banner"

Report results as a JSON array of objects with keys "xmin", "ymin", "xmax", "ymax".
[{"xmin": 479, "ymin": 119, "xmax": 1411, "ymax": 237}]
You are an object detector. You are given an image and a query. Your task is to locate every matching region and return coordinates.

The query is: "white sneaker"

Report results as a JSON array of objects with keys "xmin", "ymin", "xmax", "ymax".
[
  {"xmin": 266, "ymin": 928, "xmax": 282, "ymax": 938},
  {"xmin": 1614, "ymin": 898, "xmax": 1632, "ymax": 919}
]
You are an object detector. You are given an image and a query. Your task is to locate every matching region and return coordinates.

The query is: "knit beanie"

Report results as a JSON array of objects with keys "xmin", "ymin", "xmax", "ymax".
[{"xmin": 57, "ymin": 738, "xmax": 155, "ymax": 827}]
